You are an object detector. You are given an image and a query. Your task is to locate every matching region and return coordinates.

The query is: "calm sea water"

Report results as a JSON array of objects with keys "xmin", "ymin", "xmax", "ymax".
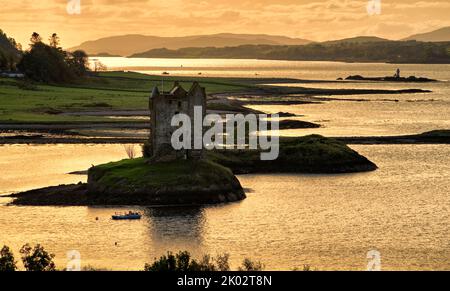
[
  {"xmin": 93, "ymin": 57, "xmax": 450, "ymax": 81},
  {"xmin": 1, "ymin": 59, "xmax": 449, "ymax": 270},
  {"xmin": 0, "ymin": 144, "xmax": 449, "ymax": 271}
]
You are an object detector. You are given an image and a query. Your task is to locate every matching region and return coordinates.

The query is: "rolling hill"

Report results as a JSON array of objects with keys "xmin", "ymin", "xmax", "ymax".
[
  {"xmin": 322, "ymin": 36, "xmax": 390, "ymax": 44},
  {"xmin": 403, "ymin": 27, "xmax": 450, "ymax": 42},
  {"xmin": 129, "ymin": 41, "xmax": 450, "ymax": 64},
  {"xmin": 69, "ymin": 33, "xmax": 311, "ymax": 56}
]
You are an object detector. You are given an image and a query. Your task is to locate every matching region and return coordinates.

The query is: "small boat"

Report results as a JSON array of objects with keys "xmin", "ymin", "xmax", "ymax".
[{"xmin": 112, "ymin": 211, "xmax": 142, "ymax": 220}]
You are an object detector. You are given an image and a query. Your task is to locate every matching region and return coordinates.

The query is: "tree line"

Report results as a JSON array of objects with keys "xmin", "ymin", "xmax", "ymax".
[
  {"xmin": 0, "ymin": 30, "xmax": 91, "ymax": 83},
  {"xmin": 131, "ymin": 41, "xmax": 450, "ymax": 64},
  {"xmin": 0, "ymin": 244, "xmax": 55, "ymax": 272},
  {"xmin": 0, "ymin": 245, "xmax": 275, "ymax": 271}
]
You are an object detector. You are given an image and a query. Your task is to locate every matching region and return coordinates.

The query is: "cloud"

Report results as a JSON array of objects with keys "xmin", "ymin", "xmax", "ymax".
[{"xmin": 0, "ymin": 0, "xmax": 449, "ymax": 47}]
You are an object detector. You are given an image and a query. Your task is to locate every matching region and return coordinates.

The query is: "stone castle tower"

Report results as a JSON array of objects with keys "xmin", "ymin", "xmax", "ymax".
[{"xmin": 149, "ymin": 82, "xmax": 206, "ymax": 162}]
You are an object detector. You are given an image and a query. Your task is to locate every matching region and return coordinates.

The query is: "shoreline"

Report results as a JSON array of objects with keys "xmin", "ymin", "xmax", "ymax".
[
  {"xmin": 1, "ymin": 131, "xmax": 449, "ymax": 145},
  {"xmin": 6, "ymin": 135, "xmax": 378, "ymax": 206},
  {"xmin": 0, "ymin": 80, "xmax": 436, "ymax": 145}
]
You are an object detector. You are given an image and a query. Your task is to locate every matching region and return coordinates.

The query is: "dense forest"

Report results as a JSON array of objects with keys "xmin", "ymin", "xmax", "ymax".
[
  {"xmin": 0, "ymin": 29, "xmax": 21, "ymax": 71},
  {"xmin": 130, "ymin": 41, "xmax": 450, "ymax": 64},
  {"xmin": 0, "ymin": 30, "xmax": 90, "ymax": 83}
]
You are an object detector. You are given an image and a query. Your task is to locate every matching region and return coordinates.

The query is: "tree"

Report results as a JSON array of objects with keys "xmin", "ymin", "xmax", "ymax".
[
  {"xmin": 30, "ymin": 32, "xmax": 42, "ymax": 46},
  {"xmin": 0, "ymin": 246, "xmax": 17, "ymax": 272},
  {"xmin": 144, "ymin": 252, "xmax": 178, "ymax": 271},
  {"xmin": 20, "ymin": 244, "xmax": 56, "ymax": 271},
  {"xmin": 144, "ymin": 251, "xmax": 231, "ymax": 271},
  {"xmin": 68, "ymin": 50, "xmax": 89, "ymax": 76},
  {"xmin": 215, "ymin": 253, "xmax": 231, "ymax": 271},
  {"xmin": 18, "ymin": 32, "xmax": 89, "ymax": 83},
  {"xmin": 0, "ymin": 29, "xmax": 21, "ymax": 71},
  {"xmin": 15, "ymin": 42, "xmax": 22, "ymax": 52},
  {"xmin": 49, "ymin": 33, "xmax": 60, "ymax": 48},
  {"xmin": 238, "ymin": 258, "xmax": 264, "ymax": 271},
  {"xmin": 0, "ymin": 49, "xmax": 7, "ymax": 70},
  {"xmin": 93, "ymin": 59, "xmax": 107, "ymax": 72},
  {"xmin": 8, "ymin": 37, "xmax": 17, "ymax": 49},
  {"xmin": 15, "ymin": 41, "xmax": 23, "ymax": 51},
  {"xmin": 18, "ymin": 42, "xmax": 74, "ymax": 82}
]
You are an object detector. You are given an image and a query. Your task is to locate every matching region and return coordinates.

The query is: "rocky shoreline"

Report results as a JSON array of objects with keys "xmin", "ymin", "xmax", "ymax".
[
  {"xmin": 344, "ymin": 75, "xmax": 437, "ymax": 83},
  {"xmin": 8, "ymin": 183, "xmax": 246, "ymax": 207},
  {"xmin": 2, "ymin": 131, "xmax": 448, "ymax": 146},
  {"xmin": 336, "ymin": 130, "xmax": 450, "ymax": 145}
]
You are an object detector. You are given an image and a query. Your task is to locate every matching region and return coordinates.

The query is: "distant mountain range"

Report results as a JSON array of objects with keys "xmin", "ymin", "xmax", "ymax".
[
  {"xmin": 69, "ymin": 27, "xmax": 450, "ymax": 58},
  {"xmin": 69, "ymin": 33, "xmax": 311, "ymax": 56},
  {"xmin": 403, "ymin": 27, "xmax": 450, "ymax": 42}
]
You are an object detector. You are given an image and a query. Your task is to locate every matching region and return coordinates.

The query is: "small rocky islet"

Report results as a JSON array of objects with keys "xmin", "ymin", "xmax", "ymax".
[{"xmin": 343, "ymin": 74, "xmax": 437, "ymax": 83}]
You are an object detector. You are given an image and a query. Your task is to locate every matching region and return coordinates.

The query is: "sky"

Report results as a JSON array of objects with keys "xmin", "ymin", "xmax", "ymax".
[{"xmin": 1, "ymin": 0, "xmax": 450, "ymax": 48}]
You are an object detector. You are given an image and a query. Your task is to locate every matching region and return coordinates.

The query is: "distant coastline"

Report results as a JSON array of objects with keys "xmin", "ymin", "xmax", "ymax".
[
  {"xmin": 89, "ymin": 52, "xmax": 121, "ymax": 58},
  {"xmin": 127, "ymin": 41, "xmax": 450, "ymax": 64}
]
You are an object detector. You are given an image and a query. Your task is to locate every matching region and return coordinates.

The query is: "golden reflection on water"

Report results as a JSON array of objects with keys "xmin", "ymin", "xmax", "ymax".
[
  {"xmin": 1, "ymin": 61, "xmax": 449, "ymax": 270},
  {"xmin": 0, "ymin": 144, "xmax": 141, "ymax": 195},
  {"xmin": 249, "ymin": 97, "xmax": 450, "ymax": 137},
  {"xmin": 94, "ymin": 57, "xmax": 450, "ymax": 81},
  {"xmin": 1, "ymin": 144, "xmax": 450, "ymax": 270}
]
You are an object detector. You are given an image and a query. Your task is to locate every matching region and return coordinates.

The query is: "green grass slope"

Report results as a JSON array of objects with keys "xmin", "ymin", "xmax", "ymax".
[
  {"xmin": 0, "ymin": 72, "xmax": 256, "ymax": 123},
  {"xmin": 208, "ymin": 135, "xmax": 378, "ymax": 174},
  {"xmin": 87, "ymin": 158, "xmax": 245, "ymax": 205}
]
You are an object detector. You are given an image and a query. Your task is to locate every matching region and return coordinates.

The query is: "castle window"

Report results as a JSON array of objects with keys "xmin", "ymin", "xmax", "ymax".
[{"xmin": 178, "ymin": 101, "xmax": 182, "ymax": 108}]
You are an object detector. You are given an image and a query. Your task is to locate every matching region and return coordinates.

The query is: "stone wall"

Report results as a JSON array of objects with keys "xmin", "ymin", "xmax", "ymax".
[{"xmin": 150, "ymin": 82, "xmax": 206, "ymax": 162}]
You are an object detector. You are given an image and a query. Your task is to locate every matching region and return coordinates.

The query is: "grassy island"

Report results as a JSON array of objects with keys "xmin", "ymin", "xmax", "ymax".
[
  {"xmin": 87, "ymin": 159, "xmax": 245, "ymax": 205},
  {"xmin": 10, "ymin": 135, "xmax": 377, "ymax": 206},
  {"xmin": 209, "ymin": 135, "xmax": 378, "ymax": 174},
  {"xmin": 10, "ymin": 159, "xmax": 245, "ymax": 206}
]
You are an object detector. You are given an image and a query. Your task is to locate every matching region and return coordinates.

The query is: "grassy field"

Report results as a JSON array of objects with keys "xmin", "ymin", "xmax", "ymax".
[{"xmin": 0, "ymin": 72, "xmax": 258, "ymax": 123}]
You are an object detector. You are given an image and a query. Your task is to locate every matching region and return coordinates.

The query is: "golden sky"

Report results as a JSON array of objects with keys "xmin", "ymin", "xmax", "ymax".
[{"xmin": 1, "ymin": 0, "xmax": 450, "ymax": 48}]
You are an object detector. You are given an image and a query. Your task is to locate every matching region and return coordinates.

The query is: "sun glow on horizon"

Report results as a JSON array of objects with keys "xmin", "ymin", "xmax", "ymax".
[{"xmin": 0, "ymin": 0, "xmax": 449, "ymax": 49}]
